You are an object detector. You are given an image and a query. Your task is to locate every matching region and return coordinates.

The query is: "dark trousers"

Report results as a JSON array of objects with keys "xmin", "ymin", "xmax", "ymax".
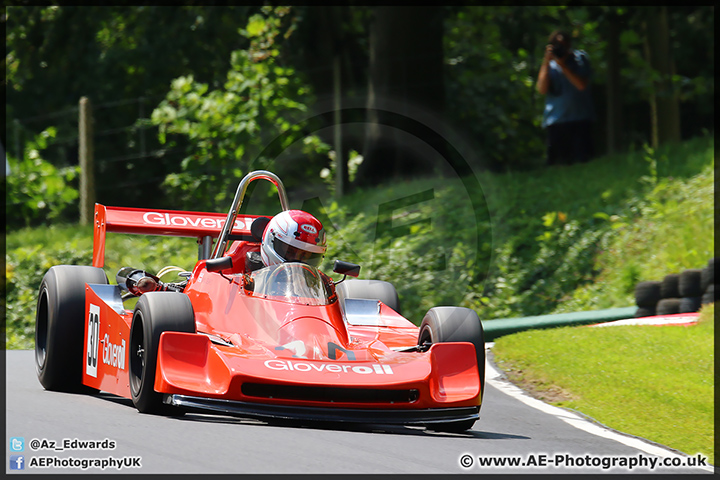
[{"xmin": 546, "ymin": 120, "xmax": 594, "ymax": 166}]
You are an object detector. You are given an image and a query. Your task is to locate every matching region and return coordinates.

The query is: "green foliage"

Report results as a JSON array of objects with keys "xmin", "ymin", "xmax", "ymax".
[
  {"xmin": 150, "ymin": 6, "xmax": 331, "ymax": 211},
  {"xmin": 5, "ymin": 135, "xmax": 713, "ymax": 346},
  {"xmin": 5, "ymin": 226, "xmax": 94, "ymax": 349},
  {"xmin": 319, "ymin": 176, "xmax": 493, "ymax": 323},
  {"xmin": 492, "ymin": 318, "xmax": 715, "ymax": 463},
  {"xmin": 318, "ymin": 134, "xmax": 713, "ymax": 324},
  {"xmin": 320, "ymin": 149, "xmax": 364, "ymax": 194},
  {"xmin": 4, "ymin": 224, "xmax": 198, "ymax": 349},
  {"xmin": 5, "ymin": 5, "xmax": 257, "ymax": 210},
  {"xmin": 556, "ymin": 154, "xmax": 714, "ymax": 312},
  {"xmin": 443, "ymin": 6, "xmax": 714, "ymax": 170},
  {"xmin": 445, "ymin": 7, "xmax": 547, "ymax": 169},
  {"xmin": 5, "ymin": 127, "xmax": 80, "ymax": 227}
]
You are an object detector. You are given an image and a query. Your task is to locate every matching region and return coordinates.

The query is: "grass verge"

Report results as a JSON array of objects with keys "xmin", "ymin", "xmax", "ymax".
[{"xmin": 491, "ymin": 303, "xmax": 714, "ymax": 464}]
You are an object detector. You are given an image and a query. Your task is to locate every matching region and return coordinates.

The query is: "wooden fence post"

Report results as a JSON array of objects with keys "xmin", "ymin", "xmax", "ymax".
[{"xmin": 79, "ymin": 96, "xmax": 95, "ymax": 225}]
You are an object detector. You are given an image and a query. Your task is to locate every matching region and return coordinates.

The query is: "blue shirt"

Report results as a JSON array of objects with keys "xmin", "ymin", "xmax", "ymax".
[{"xmin": 542, "ymin": 50, "xmax": 595, "ymax": 127}]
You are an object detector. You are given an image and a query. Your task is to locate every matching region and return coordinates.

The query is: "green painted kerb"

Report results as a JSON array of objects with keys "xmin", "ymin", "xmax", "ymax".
[{"xmin": 482, "ymin": 306, "xmax": 638, "ymax": 341}]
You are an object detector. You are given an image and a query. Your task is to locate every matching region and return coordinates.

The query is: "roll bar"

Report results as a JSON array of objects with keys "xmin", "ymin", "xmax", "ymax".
[{"xmin": 210, "ymin": 170, "xmax": 289, "ymax": 259}]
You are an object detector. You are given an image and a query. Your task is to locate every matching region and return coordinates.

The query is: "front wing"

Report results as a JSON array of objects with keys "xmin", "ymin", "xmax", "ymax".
[
  {"xmin": 154, "ymin": 332, "xmax": 482, "ymax": 425},
  {"xmin": 166, "ymin": 395, "xmax": 480, "ymax": 426}
]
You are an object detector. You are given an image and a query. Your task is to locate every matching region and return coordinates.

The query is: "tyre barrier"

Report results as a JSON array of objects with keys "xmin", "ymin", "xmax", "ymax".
[
  {"xmin": 679, "ymin": 296, "xmax": 702, "ymax": 313},
  {"xmin": 678, "ymin": 269, "xmax": 703, "ymax": 298},
  {"xmin": 634, "ymin": 306, "xmax": 655, "ymax": 318},
  {"xmin": 659, "ymin": 273, "xmax": 680, "ymax": 299},
  {"xmin": 634, "ymin": 281, "xmax": 661, "ymax": 308},
  {"xmin": 701, "ymin": 257, "xmax": 714, "ymax": 291},
  {"xmin": 701, "ymin": 284, "xmax": 714, "ymax": 305},
  {"xmin": 634, "ymin": 258, "xmax": 715, "ymax": 317},
  {"xmin": 656, "ymin": 298, "xmax": 681, "ymax": 316}
]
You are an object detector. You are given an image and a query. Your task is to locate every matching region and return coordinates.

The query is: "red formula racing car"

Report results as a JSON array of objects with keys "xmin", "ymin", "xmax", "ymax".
[{"xmin": 35, "ymin": 171, "xmax": 485, "ymax": 431}]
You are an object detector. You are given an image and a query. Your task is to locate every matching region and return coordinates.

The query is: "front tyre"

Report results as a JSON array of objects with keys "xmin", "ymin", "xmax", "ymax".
[
  {"xmin": 35, "ymin": 265, "xmax": 108, "ymax": 392},
  {"xmin": 129, "ymin": 292, "xmax": 195, "ymax": 415},
  {"xmin": 418, "ymin": 306, "xmax": 485, "ymax": 432}
]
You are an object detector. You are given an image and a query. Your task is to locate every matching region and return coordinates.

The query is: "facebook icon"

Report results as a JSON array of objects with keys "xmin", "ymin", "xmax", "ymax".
[{"xmin": 10, "ymin": 455, "xmax": 25, "ymax": 470}]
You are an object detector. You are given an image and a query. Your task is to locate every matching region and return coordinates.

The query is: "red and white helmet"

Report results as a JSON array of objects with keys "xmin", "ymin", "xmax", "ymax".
[{"xmin": 261, "ymin": 210, "xmax": 327, "ymax": 268}]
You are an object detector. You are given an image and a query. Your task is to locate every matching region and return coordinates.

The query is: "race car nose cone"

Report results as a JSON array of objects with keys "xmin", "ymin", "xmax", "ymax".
[{"xmin": 276, "ymin": 317, "xmax": 349, "ymax": 361}]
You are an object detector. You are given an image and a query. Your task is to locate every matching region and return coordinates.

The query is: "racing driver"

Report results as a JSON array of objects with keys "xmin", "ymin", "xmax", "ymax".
[{"xmin": 260, "ymin": 210, "xmax": 327, "ymax": 268}]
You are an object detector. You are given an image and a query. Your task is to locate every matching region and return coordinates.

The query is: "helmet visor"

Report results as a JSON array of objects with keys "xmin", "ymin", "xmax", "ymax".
[{"xmin": 273, "ymin": 237, "xmax": 324, "ymax": 267}]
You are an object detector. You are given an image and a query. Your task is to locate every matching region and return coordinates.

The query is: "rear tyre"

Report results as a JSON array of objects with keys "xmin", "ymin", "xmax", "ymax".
[
  {"xmin": 336, "ymin": 279, "xmax": 401, "ymax": 314},
  {"xmin": 129, "ymin": 292, "xmax": 195, "ymax": 415},
  {"xmin": 35, "ymin": 265, "xmax": 108, "ymax": 392},
  {"xmin": 418, "ymin": 307, "xmax": 485, "ymax": 432}
]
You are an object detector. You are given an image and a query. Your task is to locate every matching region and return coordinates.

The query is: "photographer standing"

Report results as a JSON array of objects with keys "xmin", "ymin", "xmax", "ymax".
[{"xmin": 536, "ymin": 30, "xmax": 595, "ymax": 166}]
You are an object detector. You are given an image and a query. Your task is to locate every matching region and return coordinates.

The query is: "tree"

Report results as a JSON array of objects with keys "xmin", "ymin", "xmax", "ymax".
[
  {"xmin": 642, "ymin": 7, "xmax": 681, "ymax": 148},
  {"xmin": 355, "ymin": 6, "xmax": 446, "ymax": 186},
  {"xmin": 5, "ymin": 5, "xmax": 255, "ymax": 207},
  {"xmin": 602, "ymin": 9, "xmax": 624, "ymax": 155},
  {"xmin": 149, "ymin": 6, "xmax": 331, "ymax": 211},
  {"xmin": 285, "ymin": 6, "xmax": 371, "ymax": 196}
]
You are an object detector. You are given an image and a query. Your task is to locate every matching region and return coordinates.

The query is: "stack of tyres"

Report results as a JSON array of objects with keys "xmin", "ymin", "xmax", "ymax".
[
  {"xmin": 676, "ymin": 268, "xmax": 703, "ymax": 313},
  {"xmin": 634, "ymin": 281, "xmax": 661, "ymax": 317},
  {"xmin": 700, "ymin": 258, "xmax": 715, "ymax": 305},
  {"xmin": 634, "ymin": 258, "xmax": 715, "ymax": 317},
  {"xmin": 657, "ymin": 274, "xmax": 681, "ymax": 315}
]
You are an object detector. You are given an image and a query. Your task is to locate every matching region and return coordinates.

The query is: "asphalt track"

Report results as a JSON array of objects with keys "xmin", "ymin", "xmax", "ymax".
[{"xmin": 5, "ymin": 349, "xmax": 713, "ymax": 475}]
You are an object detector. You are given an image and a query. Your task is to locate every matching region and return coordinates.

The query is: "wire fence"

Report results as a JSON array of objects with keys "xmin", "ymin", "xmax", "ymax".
[{"xmin": 7, "ymin": 93, "xmax": 185, "ymax": 200}]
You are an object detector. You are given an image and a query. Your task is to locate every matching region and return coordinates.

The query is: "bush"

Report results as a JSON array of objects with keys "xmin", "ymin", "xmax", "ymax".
[
  {"xmin": 5, "ymin": 127, "xmax": 80, "ymax": 228},
  {"xmin": 5, "ymin": 243, "xmax": 92, "ymax": 349},
  {"xmin": 4, "ymin": 224, "xmax": 198, "ymax": 350},
  {"xmin": 150, "ymin": 6, "xmax": 331, "ymax": 212}
]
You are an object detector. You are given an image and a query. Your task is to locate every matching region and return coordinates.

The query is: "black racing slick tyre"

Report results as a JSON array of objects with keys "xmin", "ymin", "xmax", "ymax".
[
  {"xmin": 336, "ymin": 278, "xmax": 401, "ymax": 314},
  {"xmin": 129, "ymin": 292, "xmax": 195, "ymax": 415},
  {"xmin": 35, "ymin": 265, "xmax": 108, "ymax": 392},
  {"xmin": 656, "ymin": 298, "xmax": 681, "ymax": 316},
  {"xmin": 679, "ymin": 269, "xmax": 703, "ymax": 298},
  {"xmin": 701, "ymin": 258, "xmax": 715, "ymax": 291},
  {"xmin": 660, "ymin": 274, "xmax": 680, "ymax": 299},
  {"xmin": 634, "ymin": 307, "xmax": 656, "ymax": 318},
  {"xmin": 418, "ymin": 307, "xmax": 485, "ymax": 432},
  {"xmin": 635, "ymin": 281, "xmax": 661, "ymax": 308},
  {"xmin": 701, "ymin": 284, "xmax": 714, "ymax": 305},
  {"xmin": 679, "ymin": 296, "xmax": 702, "ymax": 313}
]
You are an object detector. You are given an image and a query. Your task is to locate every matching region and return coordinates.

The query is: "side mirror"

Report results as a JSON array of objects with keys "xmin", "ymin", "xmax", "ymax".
[
  {"xmin": 206, "ymin": 256, "xmax": 233, "ymax": 273},
  {"xmin": 333, "ymin": 260, "xmax": 361, "ymax": 278}
]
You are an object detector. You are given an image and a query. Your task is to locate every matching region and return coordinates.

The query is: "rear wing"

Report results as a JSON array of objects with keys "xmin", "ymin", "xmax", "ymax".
[{"xmin": 92, "ymin": 204, "xmax": 263, "ymax": 267}]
